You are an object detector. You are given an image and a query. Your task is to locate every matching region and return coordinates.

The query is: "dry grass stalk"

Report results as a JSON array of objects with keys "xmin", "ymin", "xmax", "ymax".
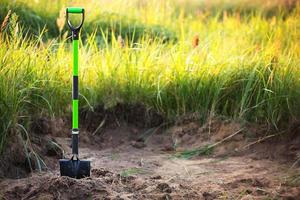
[
  {"xmin": 117, "ymin": 35, "xmax": 125, "ymax": 48},
  {"xmin": 223, "ymin": 10, "xmax": 228, "ymax": 21},
  {"xmin": 192, "ymin": 34, "xmax": 199, "ymax": 48},
  {"xmin": 56, "ymin": 7, "xmax": 65, "ymax": 33},
  {"xmin": 0, "ymin": 10, "xmax": 12, "ymax": 33}
]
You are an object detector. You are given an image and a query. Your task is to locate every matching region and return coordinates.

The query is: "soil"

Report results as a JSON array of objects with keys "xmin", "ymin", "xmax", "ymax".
[{"xmin": 0, "ymin": 109, "xmax": 299, "ymax": 200}]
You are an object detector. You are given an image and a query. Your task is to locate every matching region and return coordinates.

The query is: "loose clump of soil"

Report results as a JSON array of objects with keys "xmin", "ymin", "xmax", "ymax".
[{"xmin": 0, "ymin": 106, "xmax": 299, "ymax": 199}]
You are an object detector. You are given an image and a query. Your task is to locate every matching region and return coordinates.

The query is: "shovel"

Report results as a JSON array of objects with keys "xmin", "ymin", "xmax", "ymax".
[{"xmin": 59, "ymin": 7, "xmax": 91, "ymax": 179}]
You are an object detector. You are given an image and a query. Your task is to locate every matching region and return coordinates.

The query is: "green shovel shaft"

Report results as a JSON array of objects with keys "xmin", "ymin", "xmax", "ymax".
[
  {"xmin": 73, "ymin": 40, "xmax": 79, "ymax": 76},
  {"xmin": 72, "ymin": 39, "xmax": 79, "ymax": 155},
  {"xmin": 72, "ymin": 39, "xmax": 79, "ymax": 130}
]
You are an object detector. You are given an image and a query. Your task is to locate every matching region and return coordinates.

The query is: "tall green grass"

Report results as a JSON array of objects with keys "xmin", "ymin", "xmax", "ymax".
[
  {"xmin": 1, "ymin": 0, "xmax": 298, "ymax": 40},
  {"xmin": 0, "ymin": 0, "xmax": 177, "ymax": 42},
  {"xmin": 0, "ymin": 1, "xmax": 299, "ymax": 153}
]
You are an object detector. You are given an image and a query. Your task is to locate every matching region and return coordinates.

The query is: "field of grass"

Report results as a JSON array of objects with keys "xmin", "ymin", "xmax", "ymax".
[{"xmin": 0, "ymin": 0, "xmax": 299, "ymax": 153}]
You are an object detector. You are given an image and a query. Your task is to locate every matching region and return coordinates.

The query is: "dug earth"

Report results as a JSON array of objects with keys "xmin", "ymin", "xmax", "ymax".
[{"xmin": 0, "ymin": 109, "xmax": 299, "ymax": 199}]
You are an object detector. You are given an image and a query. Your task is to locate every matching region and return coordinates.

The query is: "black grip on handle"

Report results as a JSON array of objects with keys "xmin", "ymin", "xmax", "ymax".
[
  {"xmin": 73, "ymin": 76, "xmax": 78, "ymax": 99},
  {"xmin": 72, "ymin": 132, "xmax": 79, "ymax": 155}
]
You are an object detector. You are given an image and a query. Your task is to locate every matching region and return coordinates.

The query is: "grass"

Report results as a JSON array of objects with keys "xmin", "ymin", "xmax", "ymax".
[
  {"xmin": 0, "ymin": 0, "xmax": 299, "ymax": 153},
  {"xmin": 175, "ymin": 129, "xmax": 244, "ymax": 159},
  {"xmin": 175, "ymin": 145, "xmax": 214, "ymax": 159},
  {"xmin": 284, "ymin": 173, "xmax": 300, "ymax": 187},
  {"xmin": 119, "ymin": 167, "xmax": 149, "ymax": 177},
  {"xmin": 0, "ymin": 0, "xmax": 177, "ymax": 42}
]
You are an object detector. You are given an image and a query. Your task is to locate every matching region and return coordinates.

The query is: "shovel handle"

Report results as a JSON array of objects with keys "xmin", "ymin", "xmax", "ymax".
[
  {"xmin": 67, "ymin": 7, "xmax": 84, "ymax": 13},
  {"xmin": 66, "ymin": 7, "xmax": 84, "ymax": 40},
  {"xmin": 66, "ymin": 7, "xmax": 84, "ymax": 156}
]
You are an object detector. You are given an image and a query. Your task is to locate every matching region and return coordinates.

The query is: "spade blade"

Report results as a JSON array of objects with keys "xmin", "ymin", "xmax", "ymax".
[{"xmin": 59, "ymin": 159, "xmax": 91, "ymax": 179}]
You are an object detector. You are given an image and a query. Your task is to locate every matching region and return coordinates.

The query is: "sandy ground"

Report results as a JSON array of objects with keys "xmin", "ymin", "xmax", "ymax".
[{"xmin": 0, "ymin": 117, "xmax": 299, "ymax": 199}]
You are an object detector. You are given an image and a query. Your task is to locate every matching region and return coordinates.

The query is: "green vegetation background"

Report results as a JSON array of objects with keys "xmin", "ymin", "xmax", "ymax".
[{"xmin": 0, "ymin": 0, "xmax": 299, "ymax": 153}]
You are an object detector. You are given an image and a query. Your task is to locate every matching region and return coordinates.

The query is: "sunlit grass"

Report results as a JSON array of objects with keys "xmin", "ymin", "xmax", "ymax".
[{"xmin": 0, "ymin": 1, "xmax": 299, "ymax": 153}]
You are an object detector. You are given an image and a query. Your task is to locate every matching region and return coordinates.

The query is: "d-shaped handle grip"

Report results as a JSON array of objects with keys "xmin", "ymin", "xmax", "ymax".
[{"xmin": 66, "ymin": 7, "xmax": 85, "ymax": 39}]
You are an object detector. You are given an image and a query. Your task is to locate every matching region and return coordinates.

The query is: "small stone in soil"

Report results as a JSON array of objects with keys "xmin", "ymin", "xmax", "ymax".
[
  {"xmin": 203, "ymin": 192, "xmax": 217, "ymax": 200},
  {"xmin": 151, "ymin": 175, "xmax": 162, "ymax": 180},
  {"xmin": 92, "ymin": 168, "xmax": 113, "ymax": 177},
  {"xmin": 131, "ymin": 141, "xmax": 146, "ymax": 149},
  {"xmin": 136, "ymin": 137, "xmax": 145, "ymax": 142},
  {"xmin": 157, "ymin": 183, "xmax": 172, "ymax": 193},
  {"xmin": 161, "ymin": 145, "xmax": 174, "ymax": 152},
  {"xmin": 160, "ymin": 193, "xmax": 172, "ymax": 200}
]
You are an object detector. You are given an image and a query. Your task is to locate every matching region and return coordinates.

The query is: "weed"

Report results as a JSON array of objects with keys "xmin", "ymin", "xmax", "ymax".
[
  {"xmin": 175, "ymin": 129, "xmax": 244, "ymax": 159},
  {"xmin": 175, "ymin": 145, "xmax": 214, "ymax": 159},
  {"xmin": 119, "ymin": 168, "xmax": 149, "ymax": 177}
]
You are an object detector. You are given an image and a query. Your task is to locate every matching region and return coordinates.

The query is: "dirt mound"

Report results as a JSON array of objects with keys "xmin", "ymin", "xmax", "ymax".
[
  {"xmin": 1, "ymin": 163, "xmax": 299, "ymax": 200},
  {"xmin": 1, "ymin": 111, "xmax": 300, "ymax": 199},
  {"xmin": 1, "ymin": 174, "xmax": 108, "ymax": 199},
  {"xmin": 81, "ymin": 103, "xmax": 165, "ymax": 132},
  {"xmin": 0, "ymin": 103, "xmax": 164, "ymax": 179},
  {"xmin": 0, "ymin": 135, "xmax": 28, "ymax": 179},
  {"xmin": 0, "ymin": 133, "xmax": 63, "ymax": 179},
  {"xmin": 31, "ymin": 117, "xmax": 69, "ymax": 137},
  {"xmin": 168, "ymin": 117, "xmax": 300, "ymax": 163},
  {"xmin": 0, "ymin": 170, "xmax": 200, "ymax": 200},
  {"xmin": 168, "ymin": 118, "xmax": 246, "ymax": 156}
]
